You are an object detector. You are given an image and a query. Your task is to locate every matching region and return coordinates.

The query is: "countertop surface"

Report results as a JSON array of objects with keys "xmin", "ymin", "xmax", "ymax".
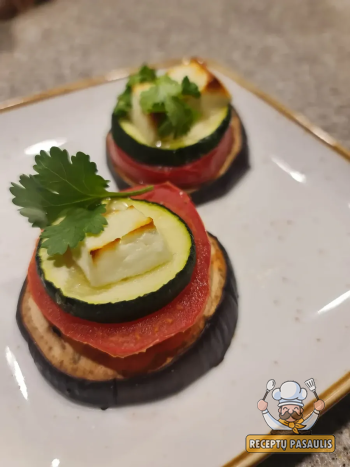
[{"xmin": 1, "ymin": 0, "xmax": 350, "ymax": 466}]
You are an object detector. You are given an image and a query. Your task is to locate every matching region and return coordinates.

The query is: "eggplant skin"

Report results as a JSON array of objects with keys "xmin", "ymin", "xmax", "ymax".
[
  {"xmin": 107, "ymin": 112, "xmax": 249, "ymax": 207},
  {"xmin": 16, "ymin": 234, "xmax": 238, "ymax": 409},
  {"xmin": 191, "ymin": 121, "xmax": 249, "ymax": 206}
]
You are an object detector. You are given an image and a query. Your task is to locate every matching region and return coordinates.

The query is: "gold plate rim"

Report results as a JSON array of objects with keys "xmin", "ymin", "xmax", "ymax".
[
  {"xmin": 0, "ymin": 57, "xmax": 349, "ymax": 163},
  {"xmin": 1, "ymin": 57, "xmax": 349, "ymax": 467}
]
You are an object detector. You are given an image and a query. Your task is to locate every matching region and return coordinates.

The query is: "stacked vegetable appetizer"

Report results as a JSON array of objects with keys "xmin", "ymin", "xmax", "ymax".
[
  {"xmin": 107, "ymin": 58, "xmax": 249, "ymax": 204},
  {"xmin": 11, "ymin": 147, "xmax": 238, "ymax": 407}
]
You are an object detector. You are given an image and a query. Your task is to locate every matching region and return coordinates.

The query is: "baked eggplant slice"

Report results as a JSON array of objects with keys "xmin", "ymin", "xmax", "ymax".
[
  {"xmin": 185, "ymin": 114, "xmax": 249, "ymax": 205},
  {"xmin": 17, "ymin": 234, "xmax": 238, "ymax": 408}
]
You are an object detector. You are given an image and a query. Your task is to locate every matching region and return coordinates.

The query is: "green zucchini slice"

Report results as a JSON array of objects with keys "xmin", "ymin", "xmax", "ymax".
[
  {"xmin": 111, "ymin": 105, "xmax": 232, "ymax": 166},
  {"xmin": 36, "ymin": 200, "xmax": 196, "ymax": 323}
]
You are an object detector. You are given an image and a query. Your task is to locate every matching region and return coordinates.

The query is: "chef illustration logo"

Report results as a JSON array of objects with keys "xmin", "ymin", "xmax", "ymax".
[
  {"xmin": 246, "ymin": 379, "xmax": 336, "ymax": 454},
  {"xmin": 257, "ymin": 379, "xmax": 325, "ymax": 434}
]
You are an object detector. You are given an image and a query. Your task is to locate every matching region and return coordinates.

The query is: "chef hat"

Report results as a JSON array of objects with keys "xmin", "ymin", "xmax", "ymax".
[{"xmin": 272, "ymin": 381, "xmax": 307, "ymax": 407}]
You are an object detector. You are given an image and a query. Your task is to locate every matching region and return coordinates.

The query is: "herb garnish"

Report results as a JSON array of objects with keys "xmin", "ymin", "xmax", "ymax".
[
  {"xmin": 113, "ymin": 65, "xmax": 157, "ymax": 118},
  {"xmin": 140, "ymin": 75, "xmax": 201, "ymax": 138},
  {"xmin": 181, "ymin": 76, "xmax": 201, "ymax": 98},
  {"xmin": 10, "ymin": 147, "xmax": 153, "ymax": 256},
  {"xmin": 114, "ymin": 65, "xmax": 201, "ymax": 139}
]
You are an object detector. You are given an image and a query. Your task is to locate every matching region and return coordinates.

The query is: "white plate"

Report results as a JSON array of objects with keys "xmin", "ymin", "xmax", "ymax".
[{"xmin": 1, "ymin": 60, "xmax": 350, "ymax": 467}]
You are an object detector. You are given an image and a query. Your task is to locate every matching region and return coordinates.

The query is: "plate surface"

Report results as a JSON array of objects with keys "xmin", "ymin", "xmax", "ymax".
[{"xmin": 1, "ymin": 61, "xmax": 350, "ymax": 467}]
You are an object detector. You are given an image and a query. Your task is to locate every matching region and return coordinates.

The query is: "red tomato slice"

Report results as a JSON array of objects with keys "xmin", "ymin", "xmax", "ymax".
[
  {"xmin": 107, "ymin": 124, "xmax": 233, "ymax": 189},
  {"xmin": 28, "ymin": 183, "xmax": 211, "ymax": 357},
  {"xmin": 65, "ymin": 321, "xmax": 199, "ymax": 377}
]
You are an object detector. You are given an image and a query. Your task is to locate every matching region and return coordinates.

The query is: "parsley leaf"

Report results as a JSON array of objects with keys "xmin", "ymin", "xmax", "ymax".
[
  {"xmin": 157, "ymin": 97, "xmax": 198, "ymax": 139},
  {"xmin": 181, "ymin": 76, "xmax": 201, "ymax": 98},
  {"xmin": 114, "ymin": 65, "xmax": 157, "ymax": 117},
  {"xmin": 128, "ymin": 65, "xmax": 157, "ymax": 87},
  {"xmin": 157, "ymin": 115, "xmax": 174, "ymax": 138},
  {"xmin": 114, "ymin": 66, "xmax": 202, "ymax": 137},
  {"xmin": 164, "ymin": 96, "xmax": 197, "ymax": 138},
  {"xmin": 10, "ymin": 147, "xmax": 153, "ymax": 255},
  {"xmin": 139, "ymin": 75, "xmax": 201, "ymax": 138},
  {"xmin": 40, "ymin": 205, "xmax": 108, "ymax": 256},
  {"xmin": 114, "ymin": 88, "xmax": 132, "ymax": 117},
  {"xmin": 34, "ymin": 147, "xmax": 109, "ymax": 203},
  {"xmin": 140, "ymin": 76, "xmax": 182, "ymax": 113},
  {"xmin": 11, "ymin": 174, "xmax": 61, "ymax": 228}
]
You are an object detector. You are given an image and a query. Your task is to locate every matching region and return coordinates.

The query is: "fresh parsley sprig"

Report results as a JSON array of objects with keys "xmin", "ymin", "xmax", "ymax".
[
  {"xmin": 113, "ymin": 65, "xmax": 157, "ymax": 118},
  {"xmin": 114, "ymin": 64, "xmax": 201, "ymax": 138},
  {"xmin": 40, "ymin": 206, "xmax": 108, "ymax": 256},
  {"xmin": 139, "ymin": 75, "xmax": 201, "ymax": 138},
  {"xmin": 181, "ymin": 76, "xmax": 201, "ymax": 98},
  {"xmin": 139, "ymin": 76, "xmax": 181, "ymax": 113},
  {"xmin": 10, "ymin": 147, "xmax": 153, "ymax": 256}
]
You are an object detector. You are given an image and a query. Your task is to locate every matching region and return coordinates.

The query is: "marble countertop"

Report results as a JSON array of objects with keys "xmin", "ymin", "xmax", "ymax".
[{"xmin": 1, "ymin": 0, "xmax": 350, "ymax": 465}]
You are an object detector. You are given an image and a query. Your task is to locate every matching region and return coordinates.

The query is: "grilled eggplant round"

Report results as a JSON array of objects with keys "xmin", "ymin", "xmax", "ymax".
[{"xmin": 17, "ymin": 234, "xmax": 238, "ymax": 408}]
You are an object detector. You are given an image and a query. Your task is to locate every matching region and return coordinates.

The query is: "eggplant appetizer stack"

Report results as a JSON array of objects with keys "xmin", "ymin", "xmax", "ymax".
[
  {"xmin": 11, "ymin": 147, "xmax": 238, "ymax": 408},
  {"xmin": 107, "ymin": 58, "xmax": 249, "ymax": 204}
]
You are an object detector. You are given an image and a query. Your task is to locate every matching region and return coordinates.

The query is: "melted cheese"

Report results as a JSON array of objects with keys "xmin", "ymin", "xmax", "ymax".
[
  {"xmin": 126, "ymin": 59, "xmax": 231, "ymax": 147},
  {"xmin": 167, "ymin": 60, "xmax": 231, "ymax": 118},
  {"xmin": 167, "ymin": 59, "xmax": 231, "ymax": 98},
  {"xmin": 130, "ymin": 83, "xmax": 158, "ymax": 145},
  {"xmin": 72, "ymin": 205, "xmax": 171, "ymax": 287}
]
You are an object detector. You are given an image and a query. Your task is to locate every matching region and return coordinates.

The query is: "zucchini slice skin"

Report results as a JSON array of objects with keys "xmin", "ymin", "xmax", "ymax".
[
  {"xmin": 17, "ymin": 234, "xmax": 238, "ymax": 408},
  {"xmin": 107, "ymin": 114, "xmax": 249, "ymax": 206},
  {"xmin": 111, "ymin": 106, "xmax": 232, "ymax": 167},
  {"xmin": 36, "ymin": 201, "xmax": 196, "ymax": 324}
]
